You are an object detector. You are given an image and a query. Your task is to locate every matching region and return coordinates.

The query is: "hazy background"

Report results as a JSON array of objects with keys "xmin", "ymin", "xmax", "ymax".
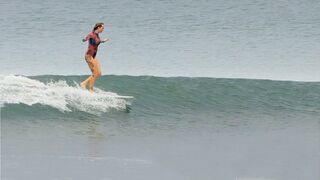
[{"xmin": 0, "ymin": 0, "xmax": 319, "ymax": 81}]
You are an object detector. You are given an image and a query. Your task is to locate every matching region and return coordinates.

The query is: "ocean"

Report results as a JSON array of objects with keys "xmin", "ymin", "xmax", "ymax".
[
  {"xmin": 1, "ymin": 75, "xmax": 320, "ymax": 180},
  {"xmin": 1, "ymin": 0, "xmax": 320, "ymax": 81},
  {"xmin": 1, "ymin": 0, "xmax": 320, "ymax": 180}
]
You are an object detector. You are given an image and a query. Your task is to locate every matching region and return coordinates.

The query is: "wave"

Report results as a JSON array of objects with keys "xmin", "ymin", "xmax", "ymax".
[
  {"xmin": 0, "ymin": 75, "xmax": 131, "ymax": 115},
  {"xmin": 1, "ymin": 74, "xmax": 320, "ymax": 117}
]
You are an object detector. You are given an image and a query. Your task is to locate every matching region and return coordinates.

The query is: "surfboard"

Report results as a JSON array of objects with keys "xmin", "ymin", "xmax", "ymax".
[{"xmin": 113, "ymin": 95, "xmax": 134, "ymax": 99}]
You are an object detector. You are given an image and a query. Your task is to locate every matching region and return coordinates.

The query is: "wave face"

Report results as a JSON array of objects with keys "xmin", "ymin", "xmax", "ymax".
[{"xmin": 1, "ymin": 75, "xmax": 320, "ymax": 118}]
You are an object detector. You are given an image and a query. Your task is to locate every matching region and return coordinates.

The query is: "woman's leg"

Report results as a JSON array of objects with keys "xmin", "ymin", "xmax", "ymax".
[
  {"xmin": 87, "ymin": 58, "xmax": 101, "ymax": 92},
  {"xmin": 81, "ymin": 55, "xmax": 95, "ymax": 90},
  {"xmin": 80, "ymin": 75, "xmax": 92, "ymax": 89}
]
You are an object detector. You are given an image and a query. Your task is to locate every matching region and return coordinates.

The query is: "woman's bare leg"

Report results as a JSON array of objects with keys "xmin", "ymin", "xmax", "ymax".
[
  {"xmin": 87, "ymin": 58, "xmax": 101, "ymax": 92},
  {"xmin": 80, "ymin": 75, "xmax": 92, "ymax": 89},
  {"xmin": 81, "ymin": 55, "xmax": 95, "ymax": 90}
]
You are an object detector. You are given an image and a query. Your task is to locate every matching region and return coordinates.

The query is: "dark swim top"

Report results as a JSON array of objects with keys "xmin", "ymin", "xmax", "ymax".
[{"xmin": 85, "ymin": 32, "xmax": 101, "ymax": 58}]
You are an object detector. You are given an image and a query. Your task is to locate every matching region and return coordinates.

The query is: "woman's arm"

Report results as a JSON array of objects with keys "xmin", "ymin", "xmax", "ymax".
[
  {"xmin": 82, "ymin": 35, "xmax": 96, "ymax": 45},
  {"xmin": 101, "ymin": 38, "xmax": 110, "ymax": 43},
  {"xmin": 82, "ymin": 34, "xmax": 91, "ymax": 42}
]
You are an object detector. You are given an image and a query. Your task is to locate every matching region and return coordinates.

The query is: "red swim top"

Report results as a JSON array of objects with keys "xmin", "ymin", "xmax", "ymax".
[{"xmin": 85, "ymin": 31, "xmax": 101, "ymax": 58}]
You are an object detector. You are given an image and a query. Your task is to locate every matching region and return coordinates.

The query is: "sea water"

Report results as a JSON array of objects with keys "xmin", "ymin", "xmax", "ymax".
[
  {"xmin": 1, "ymin": 0, "xmax": 320, "ymax": 180},
  {"xmin": 0, "ymin": 0, "xmax": 319, "ymax": 81},
  {"xmin": 1, "ymin": 75, "xmax": 319, "ymax": 180}
]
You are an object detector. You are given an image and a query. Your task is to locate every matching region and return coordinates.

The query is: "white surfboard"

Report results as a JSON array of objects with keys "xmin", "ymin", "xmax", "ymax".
[{"xmin": 112, "ymin": 95, "xmax": 134, "ymax": 99}]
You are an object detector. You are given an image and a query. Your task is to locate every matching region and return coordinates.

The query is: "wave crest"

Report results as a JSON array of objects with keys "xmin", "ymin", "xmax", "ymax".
[{"xmin": 0, "ymin": 75, "xmax": 131, "ymax": 114}]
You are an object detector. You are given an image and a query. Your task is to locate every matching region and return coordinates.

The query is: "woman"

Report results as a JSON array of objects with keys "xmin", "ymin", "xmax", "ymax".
[{"xmin": 81, "ymin": 22, "xmax": 110, "ymax": 92}]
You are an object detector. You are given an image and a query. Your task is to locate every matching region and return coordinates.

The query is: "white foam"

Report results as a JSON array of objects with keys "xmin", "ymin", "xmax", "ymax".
[{"xmin": 0, "ymin": 75, "xmax": 131, "ymax": 114}]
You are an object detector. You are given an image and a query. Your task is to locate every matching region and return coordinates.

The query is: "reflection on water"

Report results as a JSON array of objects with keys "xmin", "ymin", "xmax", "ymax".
[{"xmin": 2, "ymin": 104, "xmax": 319, "ymax": 180}]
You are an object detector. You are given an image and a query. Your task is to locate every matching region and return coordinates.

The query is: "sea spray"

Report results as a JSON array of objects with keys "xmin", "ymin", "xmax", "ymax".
[{"xmin": 0, "ymin": 75, "xmax": 130, "ymax": 114}]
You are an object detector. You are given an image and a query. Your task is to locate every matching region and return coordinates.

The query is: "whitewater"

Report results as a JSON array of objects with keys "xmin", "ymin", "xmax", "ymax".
[{"xmin": 0, "ymin": 75, "xmax": 131, "ymax": 114}]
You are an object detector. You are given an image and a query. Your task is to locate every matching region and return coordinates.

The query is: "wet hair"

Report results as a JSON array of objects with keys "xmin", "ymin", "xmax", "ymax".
[{"xmin": 93, "ymin": 22, "xmax": 104, "ymax": 31}]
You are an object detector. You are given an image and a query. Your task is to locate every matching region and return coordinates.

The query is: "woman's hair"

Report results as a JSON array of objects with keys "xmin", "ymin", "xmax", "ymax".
[{"xmin": 93, "ymin": 22, "xmax": 104, "ymax": 31}]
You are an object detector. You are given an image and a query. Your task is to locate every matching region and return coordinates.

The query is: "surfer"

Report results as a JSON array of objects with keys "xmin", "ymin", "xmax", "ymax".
[{"xmin": 81, "ymin": 22, "xmax": 110, "ymax": 92}]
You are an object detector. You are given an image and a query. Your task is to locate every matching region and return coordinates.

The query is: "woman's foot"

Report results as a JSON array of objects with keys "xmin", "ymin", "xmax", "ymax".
[{"xmin": 80, "ymin": 82, "xmax": 87, "ymax": 89}]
